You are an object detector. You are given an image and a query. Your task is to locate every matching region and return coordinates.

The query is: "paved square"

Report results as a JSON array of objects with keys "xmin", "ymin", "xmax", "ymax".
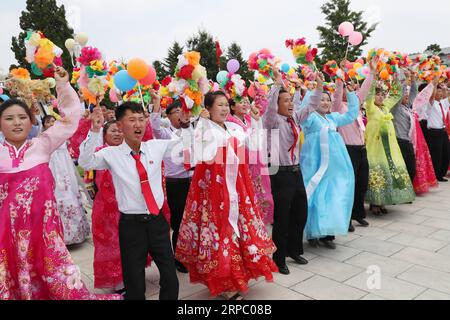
[{"xmin": 71, "ymin": 178, "xmax": 450, "ymax": 300}]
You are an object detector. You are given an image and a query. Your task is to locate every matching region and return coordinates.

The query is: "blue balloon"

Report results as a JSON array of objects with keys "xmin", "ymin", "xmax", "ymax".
[
  {"xmin": 281, "ymin": 63, "xmax": 290, "ymax": 74},
  {"xmin": 0, "ymin": 94, "xmax": 10, "ymax": 102},
  {"xmin": 114, "ymin": 70, "xmax": 138, "ymax": 92},
  {"xmin": 216, "ymin": 70, "xmax": 228, "ymax": 84}
]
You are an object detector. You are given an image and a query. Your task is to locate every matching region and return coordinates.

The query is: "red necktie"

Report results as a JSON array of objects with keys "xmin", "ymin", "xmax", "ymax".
[
  {"xmin": 439, "ymin": 102, "xmax": 447, "ymax": 129},
  {"xmin": 132, "ymin": 153, "xmax": 160, "ymax": 215},
  {"xmin": 287, "ymin": 117, "xmax": 299, "ymax": 163}
]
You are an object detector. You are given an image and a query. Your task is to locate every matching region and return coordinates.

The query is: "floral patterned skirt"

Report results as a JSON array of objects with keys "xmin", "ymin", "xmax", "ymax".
[
  {"xmin": 175, "ymin": 161, "xmax": 278, "ymax": 297},
  {"xmin": 0, "ymin": 164, "xmax": 121, "ymax": 300},
  {"xmin": 413, "ymin": 117, "xmax": 438, "ymax": 194},
  {"xmin": 248, "ymin": 151, "xmax": 274, "ymax": 225},
  {"xmin": 366, "ymin": 127, "xmax": 416, "ymax": 205}
]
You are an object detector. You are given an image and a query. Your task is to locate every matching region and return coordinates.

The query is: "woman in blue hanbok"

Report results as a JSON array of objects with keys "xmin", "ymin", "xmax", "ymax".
[{"xmin": 300, "ymin": 83, "xmax": 359, "ymax": 249}]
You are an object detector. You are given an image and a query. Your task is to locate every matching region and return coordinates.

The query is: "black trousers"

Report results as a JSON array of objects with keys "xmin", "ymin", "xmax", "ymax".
[
  {"xmin": 270, "ymin": 169, "xmax": 308, "ymax": 267},
  {"xmin": 166, "ymin": 178, "xmax": 191, "ymax": 260},
  {"xmin": 119, "ymin": 212, "xmax": 179, "ymax": 300},
  {"xmin": 346, "ymin": 145, "xmax": 369, "ymax": 220},
  {"xmin": 420, "ymin": 120, "xmax": 429, "ymax": 143},
  {"xmin": 427, "ymin": 129, "xmax": 450, "ymax": 180},
  {"xmin": 397, "ymin": 138, "xmax": 416, "ymax": 182}
]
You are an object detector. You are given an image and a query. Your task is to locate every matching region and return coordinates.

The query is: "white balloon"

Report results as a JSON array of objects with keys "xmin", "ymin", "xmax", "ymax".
[
  {"xmin": 75, "ymin": 33, "xmax": 89, "ymax": 47},
  {"xmin": 65, "ymin": 39, "xmax": 76, "ymax": 51}
]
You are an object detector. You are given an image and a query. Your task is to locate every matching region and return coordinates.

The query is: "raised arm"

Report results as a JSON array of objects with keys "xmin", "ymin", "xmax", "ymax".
[
  {"xmin": 413, "ymin": 83, "xmax": 434, "ymax": 112},
  {"xmin": 78, "ymin": 108, "xmax": 109, "ymax": 171},
  {"xmin": 295, "ymin": 72, "xmax": 325, "ymax": 124},
  {"xmin": 263, "ymin": 84, "xmax": 281, "ymax": 129},
  {"xmin": 358, "ymin": 72, "xmax": 375, "ymax": 105},
  {"xmin": 332, "ymin": 89, "xmax": 360, "ymax": 127},
  {"xmin": 384, "ymin": 80, "xmax": 403, "ymax": 111},
  {"xmin": 36, "ymin": 68, "xmax": 82, "ymax": 154},
  {"xmin": 331, "ymin": 79, "xmax": 345, "ymax": 113}
]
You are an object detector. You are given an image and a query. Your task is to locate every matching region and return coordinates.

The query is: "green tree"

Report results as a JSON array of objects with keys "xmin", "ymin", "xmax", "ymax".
[
  {"xmin": 316, "ymin": 0, "xmax": 377, "ymax": 67},
  {"xmin": 426, "ymin": 44, "xmax": 442, "ymax": 55},
  {"xmin": 153, "ymin": 60, "xmax": 168, "ymax": 80},
  {"xmin": 11, "ymin": 0, "xmax": 74, "ymax": 77},
  {"xmin": 226, "ymin": 42, "xmax": 253, "ymax": 83},
  {"xmin": 163, "ymin": 41, "xmax": 184, "ymax": 76},
  {"xmin": 186, "ymin": 30, "xmax": 221, "ymax": 80}
]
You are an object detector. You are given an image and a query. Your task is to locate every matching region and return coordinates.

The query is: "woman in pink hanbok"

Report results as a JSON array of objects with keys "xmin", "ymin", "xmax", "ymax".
[
  {"xmin": 0, "ymin": 67, "xmax": 120, "ymax": 300},
  {"xmin": 226, "ymin": 83, "xmax": 274, "ymax": 225},
  {"xmin": 411, "ymin": 81, "xmax": 439, "ymax": 194}
]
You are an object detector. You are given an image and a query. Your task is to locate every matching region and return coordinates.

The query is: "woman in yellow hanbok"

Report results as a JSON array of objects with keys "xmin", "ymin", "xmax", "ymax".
[{"xmin": 364, "ymin": 78, "xmax": 415, "ymax": 215}]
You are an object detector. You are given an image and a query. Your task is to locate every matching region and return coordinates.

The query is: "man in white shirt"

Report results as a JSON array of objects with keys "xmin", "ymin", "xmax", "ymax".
[
  {"xmin": 150, "ymin": 98, "xmax": 193, "ymax": 274},
  {"xmin": 79, "ymin": 102, "xmax": 192, "ymax": 300},
  {"xmin": 426, "ymin": 84, "xmax": 449, "ymax": 182}
]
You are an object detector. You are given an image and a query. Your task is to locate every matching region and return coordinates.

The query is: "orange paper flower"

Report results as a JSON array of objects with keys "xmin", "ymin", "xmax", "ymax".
[
  {"xmin": 34, "ymin": 47, "xmax": 55, "ymax": 69},
  {"xmin": 185, "ymin": 51, "xmax": 201, "ymax": 66},
  {"xmin": 10, "ymin": 68, "xmax": 31, "ymax": 80}
]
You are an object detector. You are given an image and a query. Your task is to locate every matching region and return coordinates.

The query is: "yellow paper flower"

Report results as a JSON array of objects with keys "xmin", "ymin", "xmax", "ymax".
[
  {"xmin": 185, "ymin": 51, "xmax": 201, "ymax": 66},
  {"xmin": 159, "ymin": 87, "xmax": 169, "ymax": 97},
  {"xmin": 38, "ymin": 38, "xmax": 54, "ymax": 52},
  {"xmin": 10, "ymin": 68, "xmax": 31, "ymax": 80},
  {"xmin": 293, "ymin": 45, "xmax": 308, "ymax": 58},
  {"xmin": 29, "ymin": 33, "xmax": 41, "ymax": 46},
  {"xmin": 71, "ymin": 71, "xmax": 80, "ymax": 84},
  {"xmin": 90, "ymin": 60, "xmax": 105, "ymax": 72}
]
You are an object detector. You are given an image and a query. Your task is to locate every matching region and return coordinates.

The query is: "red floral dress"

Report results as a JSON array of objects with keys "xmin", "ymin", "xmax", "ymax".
[
  {"xmin": 175, "ymin": 120, "xmax": 277, "ymax": 297},
  {"xmin": 412, "ymin": 114, "xmax": 438, "ymax": 194}
]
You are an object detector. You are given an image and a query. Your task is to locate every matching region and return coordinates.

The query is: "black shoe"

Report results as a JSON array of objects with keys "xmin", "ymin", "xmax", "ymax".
[
  {"xmin": 355, "ymin": 218, "xmax": 369, "ymax": 227},
  {"xmin": 438, "ymin": 178, "xmax": 448, "ymax": 182},
  {"xmin": 308, "ymin": 239, "xmax": 320, "ymax": 248},
  {"xmin": 319, "ymin": 240, "xmax": 336, "ymax": 250},
  {"xmin": 115, "ymin": 288, "xmax": 126, "ymax": 296},
  {"xmin": 289, "ymin": 255, "xmax": 308, "ymax": 265},
  {"xmin": 349, "ymin": 224, "xmax": 355, "ymax": 232},
  {"xmin": 277, "ymin": 265, "xmax": 290, "ymax": 275},
  {"xmin": 175, "ymin": 261, "xmax": 189, "ymax": 274}
]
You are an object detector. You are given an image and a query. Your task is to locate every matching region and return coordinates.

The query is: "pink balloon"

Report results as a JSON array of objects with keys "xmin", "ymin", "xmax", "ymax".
[
  {"xmin": 139, "ymin": 65, "xmax": 157, "ymax": 86},
  {"xmin": 349, "ymin": 31, "xmax": 363, "ymax": 46},
  {"xmin": 0, "ymin": 88, "xmax": 3, "ymax": 95},
  {"xmin": 109, "ymin": 89, "xmax": 119, "ymax": 103},
  {"xmin": 339, "ymin": 22, "xmax": 354, "ymax": 37},
  {"xmin": 248, "ymin": 84, "xmax": 256, "ymax": 99},
  {"xmin": 213, "ymin": 82, "xmax": 220, "ymax": 91}
]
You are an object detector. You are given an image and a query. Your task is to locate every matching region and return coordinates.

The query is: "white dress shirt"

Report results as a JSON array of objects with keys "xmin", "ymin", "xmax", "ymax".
[
  {"xmin": 427, "ymin": 99, "xmax": 449, "ymax": 129},
  {"xmin": 150, "ymin": 112, "xmax": 193, "ymax": 179},
  {"xmin": 79, "ymin": 131, "xmax": 190, "ymax": 214}
]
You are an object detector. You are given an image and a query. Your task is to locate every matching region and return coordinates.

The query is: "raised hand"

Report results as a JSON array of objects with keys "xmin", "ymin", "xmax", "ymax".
[
  {"xmin": 250, "ymin": 106, "xmax": 261, "ymax": 121},
  {"xmin": 369, "ymin": 57, "xmax": 379, "ymax": 73},
  {"xmin": 199, "ymin": 108, "xmax": 210, "ymax": 120},
  {"xmin": 90, "ymin": 107, "xmax": 104, "ymax": 133},
  {"xmin": 316, "ymin": 72, "xmax": 325, "ymax": 87},
  {"xmin": 54, "ymin": 67, "xmax": 69, "ymax": 83}
]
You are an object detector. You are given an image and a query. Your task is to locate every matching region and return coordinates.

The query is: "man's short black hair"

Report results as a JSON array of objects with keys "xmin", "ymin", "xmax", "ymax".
[
  {"xmin": 115, "ymin": 102, "xmax": 144, "ymax": 121},
  {"xmin": 166, "ymin": 100, "xmax": 182, "ymax": 116}
]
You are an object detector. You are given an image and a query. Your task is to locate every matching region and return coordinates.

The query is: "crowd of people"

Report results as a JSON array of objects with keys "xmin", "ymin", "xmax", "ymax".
[{"xmin": 0, "ymin": 51, "xmax": 449, "ymax": 301}]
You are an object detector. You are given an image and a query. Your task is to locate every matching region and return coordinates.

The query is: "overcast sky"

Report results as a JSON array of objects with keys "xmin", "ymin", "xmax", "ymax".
[{"xmin": 0, "ymin": 0, "xmax": 449, "ymax": 74}]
